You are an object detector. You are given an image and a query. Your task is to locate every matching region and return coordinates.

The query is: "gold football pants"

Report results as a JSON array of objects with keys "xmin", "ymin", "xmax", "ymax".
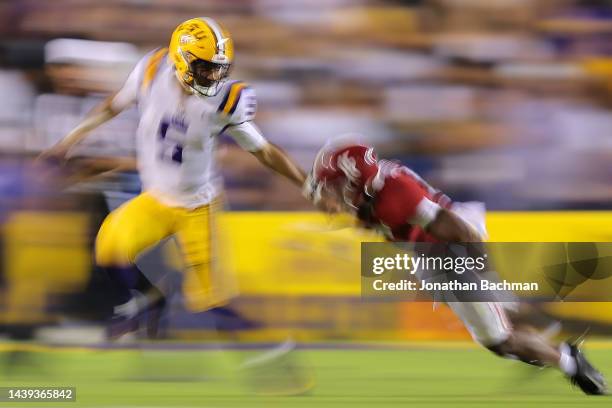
[{"xmin": 96, "ymin": 192, "xmax": 233, "ymax": 312}]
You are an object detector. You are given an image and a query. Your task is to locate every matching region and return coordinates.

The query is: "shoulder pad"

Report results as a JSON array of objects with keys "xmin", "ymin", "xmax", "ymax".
[
  {"xmin": 217, "ymin": 81, "xmax": 256, "ymax": 124},
  {"xmin": 140, "ymin": 47, "xmax": 168, "ymax": 94}
]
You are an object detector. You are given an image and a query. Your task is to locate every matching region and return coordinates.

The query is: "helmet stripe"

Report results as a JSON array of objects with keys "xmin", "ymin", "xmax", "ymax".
[{"xmin": 200, "ymin": 17, "xmax": 227, "ymax": 56}]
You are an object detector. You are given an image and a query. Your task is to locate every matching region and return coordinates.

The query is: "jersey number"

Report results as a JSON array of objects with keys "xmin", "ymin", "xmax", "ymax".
[{"xmin": 158, "ymin": 119, "xmax": 186, "ymax": 164}]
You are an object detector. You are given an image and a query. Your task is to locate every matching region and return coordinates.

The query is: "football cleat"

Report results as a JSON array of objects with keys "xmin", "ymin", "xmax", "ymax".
[
  {"xmin": 107, "ymin": 294, "xmax": 166, "ymax": 340},
  {"xmin": 566, "ymin": 342, "xmax": 607, "ymax": 395},
  {"xmin": 169, "ymin": 17, "xmax": 234, "ymax": 97}
]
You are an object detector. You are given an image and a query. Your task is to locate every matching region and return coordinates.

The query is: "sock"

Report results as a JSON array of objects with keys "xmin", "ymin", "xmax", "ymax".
[
  {"xmin": 559, "ymin": 343, "xmax": 577, "ymax": 376},
  {"xmin": 105, "ymin": 266, "xmax": 138, "ymax": 304}
]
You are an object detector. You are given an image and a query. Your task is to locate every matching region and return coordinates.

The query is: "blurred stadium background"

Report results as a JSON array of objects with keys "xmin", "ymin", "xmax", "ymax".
[{"xmin": 2, "ymin": 1, "xmax": 612, "ymax": 405}]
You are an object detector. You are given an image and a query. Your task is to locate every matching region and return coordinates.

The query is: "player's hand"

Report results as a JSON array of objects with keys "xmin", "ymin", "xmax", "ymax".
[
  {"xmin": 36, "ymin": 143, "xmax": 71, "ymax": 166},
  {"xmin": 31, "ymin": 144, "xmax": 75, "ymax": 187},
  {"xmin": 302, "ymin": 172, "xmax": 342, "ymax": 213}
]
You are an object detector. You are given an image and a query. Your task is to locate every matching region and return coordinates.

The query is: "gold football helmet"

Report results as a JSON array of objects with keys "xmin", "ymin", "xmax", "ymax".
[{"xmin": 169, "ymin": 17, "xmax": 234, "ymax": 97}]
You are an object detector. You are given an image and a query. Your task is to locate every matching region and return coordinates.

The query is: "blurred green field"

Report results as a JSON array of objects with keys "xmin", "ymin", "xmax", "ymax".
[{"xmin": 0, "ymin": 343, "xmax": 611, "ymax": 407}]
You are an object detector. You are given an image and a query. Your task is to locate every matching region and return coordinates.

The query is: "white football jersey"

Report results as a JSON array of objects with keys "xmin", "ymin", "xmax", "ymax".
[{"xmin": 111, "ymin": 48, "xmax": 267, "ymax": 208}]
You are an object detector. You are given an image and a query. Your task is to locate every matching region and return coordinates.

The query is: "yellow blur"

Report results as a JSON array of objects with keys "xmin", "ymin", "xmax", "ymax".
[
  {"xmin": 219, "ymin": 211, "xmax": 612, "ymax": 333},
  {"xmin": 1, "ymin": 211, "xmax": 90, "ymax": 324},
  {"xmin": 219, "ymin": 211, "xmax": 612, "ymax": 296},
  {"xmin": 4, "ymin": 210, "xmax": 612, "ymax": 332}
]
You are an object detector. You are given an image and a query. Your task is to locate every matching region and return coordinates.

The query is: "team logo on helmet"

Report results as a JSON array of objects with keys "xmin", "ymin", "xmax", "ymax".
[
  {"xmin": 337, "ymin": 151, "xmax": 361, "ymax": 184},
  {"xmin": 364, "ymin": 147, "xmax": 376, "ymax": 165},
  {"xmin": 180, "ymin": 34, "xmax": 194, "ymax": 45}
]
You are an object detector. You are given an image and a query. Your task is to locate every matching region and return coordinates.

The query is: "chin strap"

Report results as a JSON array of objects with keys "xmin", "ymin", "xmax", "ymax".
[{"xmin": 173, "ymin": 69, "xmax": 223, "ymax": 97}]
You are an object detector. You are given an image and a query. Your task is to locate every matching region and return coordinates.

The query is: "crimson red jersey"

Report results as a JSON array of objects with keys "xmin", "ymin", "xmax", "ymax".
[{"xmin": 358, "ymin": 161, "xmax": 452, "ymax": 242}]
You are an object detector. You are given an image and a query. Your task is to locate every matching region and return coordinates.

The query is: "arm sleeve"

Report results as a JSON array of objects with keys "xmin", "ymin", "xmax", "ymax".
[
  {"xmin": 224, "ymin": 121, "xmax": 269, "ymax": 152},
  {"xmin": 229, "ymin": 86, "xmax": 257, "ymax": 125},
  {"xmin": 376, "ymin": 175, "xmax": 440, "ymax": 229},
  {"xmin": 411, "ymin": 197, "xmax": 442, "ymax": 228},
  {"xmin": 217, "ymin": 82, "xmax": 257, "ymax": 125},
  {"xmin": 220, "ymin": 83, "xmax": 267, "ymax": 151},
  {"xmin": 110, "ymin": 56, "xmax": 147, "ymax": 112}
]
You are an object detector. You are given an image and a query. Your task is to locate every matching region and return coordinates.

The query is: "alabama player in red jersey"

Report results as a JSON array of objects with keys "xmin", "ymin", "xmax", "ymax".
[{"xmin": 303, "ymin": 138, "xmax": 607, "ymax": 395}]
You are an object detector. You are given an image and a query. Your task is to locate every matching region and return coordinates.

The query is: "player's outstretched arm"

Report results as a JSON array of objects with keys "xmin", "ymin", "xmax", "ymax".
[
  {"xmin": 426, "ymin": 208, "xmax": 483, "ymax": 243},
  {"xmin": 40, "ymin": 52, "xmax": 145, "ymax": 162},
  {"xmin": 220, "ymin": 84, "xmax": 308, "ymax": 187},
  {"xmin": 223, "ymin": 121, "xmax": 305, "ymax": 186},
  {"xmin": 251, "ymin": 142, "xmax": 306, "ymax": 187},
  {"xmin": 39, "ymin": 94, "xmax": 121, "ymax": 162}
]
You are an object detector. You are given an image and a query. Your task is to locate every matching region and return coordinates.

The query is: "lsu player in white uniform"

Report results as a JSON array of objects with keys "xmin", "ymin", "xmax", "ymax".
[{"xmin": 44, "ymin": 18, "xmax": 309, "ymax": 313}]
